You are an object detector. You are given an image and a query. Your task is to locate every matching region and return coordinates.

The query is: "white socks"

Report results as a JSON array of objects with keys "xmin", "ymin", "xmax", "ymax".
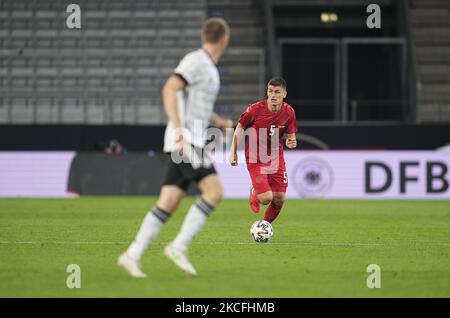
[
  {"xmin": 126, "ymin": 198, "xmax": 215, "ymax": 260},
  {"xmin": 172, "ymin": 198, "xmax": 215, "ymax": 250},
  {"xmin": 127, "ymin": 207, "xmax": 171, "ymax": 260}
]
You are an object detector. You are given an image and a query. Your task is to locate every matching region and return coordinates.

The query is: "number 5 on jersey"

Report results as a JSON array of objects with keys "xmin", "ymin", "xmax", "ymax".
[{"xmin": 269, "ymin": 125, "xmax": 276, "ymax": 136}]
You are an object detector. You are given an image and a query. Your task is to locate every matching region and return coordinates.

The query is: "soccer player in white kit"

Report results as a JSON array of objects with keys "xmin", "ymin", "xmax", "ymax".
[{"xmin": 118, "ymin": 18, "xmax": 231, "ymax": 277}]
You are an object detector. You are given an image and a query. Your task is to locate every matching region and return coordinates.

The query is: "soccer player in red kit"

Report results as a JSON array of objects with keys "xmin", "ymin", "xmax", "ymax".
[{"xmin": 229, "ymin": 77, "xmax": 297, "ymax": 223}]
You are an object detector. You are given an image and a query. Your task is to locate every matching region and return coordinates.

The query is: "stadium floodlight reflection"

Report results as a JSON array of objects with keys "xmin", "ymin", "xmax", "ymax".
[{"xmin": 320, "ymin": 12, "xmax": 338, "ymax": 23}]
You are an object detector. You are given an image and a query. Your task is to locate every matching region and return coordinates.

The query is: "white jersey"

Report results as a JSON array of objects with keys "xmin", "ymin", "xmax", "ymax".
[{"xmin": 163, "ymin": 49, "xmax": 220, "ymax": 152}]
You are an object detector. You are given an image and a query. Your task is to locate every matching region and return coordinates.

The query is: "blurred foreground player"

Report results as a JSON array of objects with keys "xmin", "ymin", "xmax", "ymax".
[
  {"xmin": 229, "ymin": 77, "xmax": 297, "ymax": 223},
  {"xmin": 119, "ymin": 18, "xmax": 231, "ymax": 277}
]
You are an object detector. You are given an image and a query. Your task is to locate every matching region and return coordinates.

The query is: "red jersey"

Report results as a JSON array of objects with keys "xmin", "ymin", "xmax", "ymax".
[{"xmin": 238, "ymin": 99, "xmax": 297, "ymax": 166}]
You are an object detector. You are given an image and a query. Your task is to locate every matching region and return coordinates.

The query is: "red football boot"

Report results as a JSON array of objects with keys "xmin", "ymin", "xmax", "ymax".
[{"xmin": 249, "ymin": 187, "xmax": 260, "ymax": 213}]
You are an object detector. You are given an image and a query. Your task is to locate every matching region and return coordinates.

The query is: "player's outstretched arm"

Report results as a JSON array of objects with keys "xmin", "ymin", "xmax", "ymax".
[
  {"xmin": 229, "ymin": 123, "xmax": 244, "ymax": 166},
  {"xmin": 210, "ymin": 112, "xmax": 233, "ymax": 133},
  {"xmin": 285, "ymin": 133, "xmax": 297, "ymax": 149}
]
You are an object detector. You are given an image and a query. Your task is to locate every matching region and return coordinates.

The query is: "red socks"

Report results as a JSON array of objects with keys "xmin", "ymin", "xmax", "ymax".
[{"xmin": 263, "ymin": 202, "xmax": 283, "ymax": 223}]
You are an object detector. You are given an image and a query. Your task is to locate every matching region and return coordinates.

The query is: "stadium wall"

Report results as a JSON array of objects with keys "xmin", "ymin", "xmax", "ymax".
[
  {"xmin": 1, "ymin": 124, "xmax": 450, "ymax": 151},
  {"xmin": 1, "ymin": 151, "xmax": 449, "ymax": 199}
]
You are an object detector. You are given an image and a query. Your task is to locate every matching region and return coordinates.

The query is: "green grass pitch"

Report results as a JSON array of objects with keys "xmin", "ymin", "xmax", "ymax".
[{"xmin": 0, "ymin": 197, "xmax": 449, "ymax": 297}]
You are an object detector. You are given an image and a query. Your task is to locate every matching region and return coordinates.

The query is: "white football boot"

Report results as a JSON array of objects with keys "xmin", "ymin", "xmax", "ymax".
[
  {"xmin": 117, "ymin": 252, "xmax": 147, "ymax": 278},
  {"xmin": 164, "ymin": 243, "xmax": 198, "ymax": 276}
]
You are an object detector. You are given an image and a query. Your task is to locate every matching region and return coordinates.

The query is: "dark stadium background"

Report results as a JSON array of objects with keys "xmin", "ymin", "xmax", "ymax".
[{"xmin": 1, "ymin": 0, "xmax": 449, "ymax": 152}]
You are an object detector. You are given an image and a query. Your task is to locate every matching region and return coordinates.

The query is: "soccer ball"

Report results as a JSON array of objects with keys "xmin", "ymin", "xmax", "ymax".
[{"xmin": 250, "ymin": 220, "xmax": 273, "ymax": 243}]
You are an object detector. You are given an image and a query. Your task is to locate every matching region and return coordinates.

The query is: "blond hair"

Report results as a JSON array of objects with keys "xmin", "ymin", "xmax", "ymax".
[{"xmin": 202, "ymin": 18, "xmax": 230, "ymax": 44}]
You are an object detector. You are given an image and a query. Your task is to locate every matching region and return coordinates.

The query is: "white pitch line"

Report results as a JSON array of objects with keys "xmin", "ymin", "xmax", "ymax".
[
  {"xmin": 0, "ymin": 241, "xmax": 126, "ymax": 245},
  {"xmin": 0, "ymin": 241, "xmax": 449, "ymax": 247}
]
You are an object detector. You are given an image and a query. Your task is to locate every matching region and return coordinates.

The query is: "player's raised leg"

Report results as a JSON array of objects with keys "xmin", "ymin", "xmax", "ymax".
[
  {"xmin": 166, "ymin": 174, "xmax": 223, "ymax": 276},
  {"xmin": 248, "ymin": 164, "xmax": 273, "ymax": 213},
  {"xmin": 250, "ymin": 187, "xmax": 274, "ymax": 213},
  {"xmin": 249, "ymin": 187, "xmax": 260, "ymax": 213},
  {"xmin": 257, "ymin": 190, "xmax": 273, "ymax": 205},
  {"xmin": 118, "ymin": 185, "xmax": 185, "ymax": 277},
  {"xmin": 263, "ymin": 192, "xmax": 285, "ymax": 223}
]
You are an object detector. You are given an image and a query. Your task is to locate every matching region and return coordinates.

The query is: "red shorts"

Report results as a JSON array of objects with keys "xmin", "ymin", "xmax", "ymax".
[{"xmin": 247, "ymin": 163, "xmax": 288, "ymax": 195}]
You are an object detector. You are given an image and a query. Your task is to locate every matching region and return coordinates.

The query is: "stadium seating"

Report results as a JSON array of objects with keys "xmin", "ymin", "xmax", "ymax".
[
  {"xmin": 1, "ymin": 0, "xmax": 206, "ymax": 124},
  {"xmin": 1, "ymin": 0, "xmax": 449, "ymax": 124},
  {"xmin": 409, "ymin": 0, "xmax": 450, "ymax": 122},
  {"xmin": 208, "ymin": 0, "xmax": 265, "ymax": 120}
]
